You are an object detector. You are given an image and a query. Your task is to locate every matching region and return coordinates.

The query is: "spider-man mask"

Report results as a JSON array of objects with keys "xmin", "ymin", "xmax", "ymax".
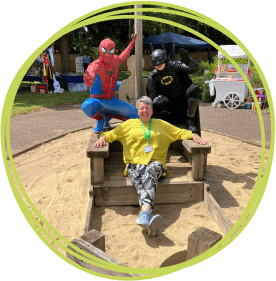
[{"xmin": 99, "ymin": 39, "xmax": 115, "ymax": 64}]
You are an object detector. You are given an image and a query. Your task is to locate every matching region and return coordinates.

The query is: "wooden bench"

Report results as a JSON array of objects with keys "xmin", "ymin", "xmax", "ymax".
[
  {"xmin": 86, "ymin": 126, "xmax": 211, "ymax": 207},
  {"xmin": 86, "ymin": 127, "xmax": 211, "ymax": 185}
]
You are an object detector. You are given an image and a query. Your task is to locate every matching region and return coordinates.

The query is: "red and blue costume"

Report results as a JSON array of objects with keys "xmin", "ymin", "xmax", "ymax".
[{"xmin": 82, "ymin": 35, "xmax": 139, "ymax": 133}]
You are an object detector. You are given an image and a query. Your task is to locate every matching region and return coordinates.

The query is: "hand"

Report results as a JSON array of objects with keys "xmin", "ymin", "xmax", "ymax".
[
  {"xmin": 93, "ymin": 135, "xmax": 106, "ymax": 148},
  {"xmin": 192, "ymin": 134, "xmax": 206, "ymax": 145}
]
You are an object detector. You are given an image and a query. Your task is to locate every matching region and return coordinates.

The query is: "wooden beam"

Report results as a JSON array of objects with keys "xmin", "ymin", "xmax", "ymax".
[
  {"xmin": 181, "ymin": 135, "xmax": 210, "ymax": 181},
  {"xmin": 186, "ymin": 227, "xmax": 222, "ymax": 260},
  {"xmin": 192, "ymin": 153, "xmax": 207, "ymax": 180},
  {"xmin": 67, "ymin": 238, "xmax": 141, "ymax": 277},
  {"xmin": 94, "ymin": 182, "xmax": 203, "ymax": 206},
  {"xmin": 182, "ymin": 136, "xmax": 211, "ymax": 154},
  {"xmin": 81, "ymin": 229, "xmax": 105, "ymax": 252},
  {"xmin": 83, "ymin": 185, "xmax": 94, "ymax": 234},
  {"xmin": 204, "ymin": 183, "xmax": 233, "ymax": 235},
  {"xmin": 86, "ymin": 132, "xmax": 109, "ymax": 159},
  {"xmin": 134, "ymin": 4, "xmax": 143, "ymax": 100},
  {"xmin": 94, "ymin": 158, "xmax": 104, "ymax": 184}
]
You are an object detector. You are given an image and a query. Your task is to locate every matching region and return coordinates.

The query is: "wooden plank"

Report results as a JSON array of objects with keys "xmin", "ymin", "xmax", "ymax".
[
  {"xmin": 83, "ymin": 186, "xmax": 94, "ymax": 235},
  {"xmin": 90, "ymin": 159, "xmax": 94, "ymax": 185},
  {"xmin": 204, "ymin": 183, "xmax": 233, "ymax": 235},
  {"xmin": 86, "ymin": 131, "xmax": 109, "ymax": 159},
  {"xmin": 94, "ymin": 182, "xmax": 203, "ymax": 206},
  {"xmin": 182, "ymin": 135, "xmax": 211, "ymax": 154},
  {"xmin": 94, "ymin": 158, "xmax": 105, "ymax": 184},
  {"xmin": 67, "ymin": 238, "xmax": 141, "ymax": 277},
  {"xmin": 181, "ymin": 144, "xmax": 192, "ymax": 164},
  {"xmin": 180, "ymin": 141, "xmax": 208, "ymax": 181},
  {"xmin": 192, "ymin": 154, "xmax": 207, "ymax": 181},
  {"xmin": 81, "ymin": 229, "xmax": 105, "ymax": 252},
  {"xmin": 105, "ymin": 172, "xmax": 195, "ymax": 186},
  {"xmin": 186, "ymin": 227, "xmax": 222, "ymax": 261}
]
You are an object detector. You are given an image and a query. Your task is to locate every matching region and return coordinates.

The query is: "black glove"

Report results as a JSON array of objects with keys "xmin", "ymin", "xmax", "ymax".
[{"xmin": 153, "ymin": 95, "xmax": 170, "ymax": 111}]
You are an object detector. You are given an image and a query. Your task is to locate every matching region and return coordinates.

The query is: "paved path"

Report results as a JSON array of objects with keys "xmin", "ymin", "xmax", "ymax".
[{"xmin": 7, "ymin": 103, "xmax": 272, "ymax": 158}]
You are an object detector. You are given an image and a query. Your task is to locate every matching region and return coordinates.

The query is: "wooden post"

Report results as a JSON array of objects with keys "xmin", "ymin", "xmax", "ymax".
[
  {"xmin": 83, "ymin": 185, "xmax": 94, "ymax": 234},
  {"xmin": 191, "ymin": 153, "xmax": 207, "ymax": 180},
  {"xmin": 134, "ymin": 5, "xmax": 143, "ymax": 101},
  {"xmin": 86, "ymin": 131, "xmax": 109, "ymax": 185},
  {"xmin": 181, "ymin": 135, "xmax": 211, "ymax": 181},
  {"xmin": 79, "ymin": 28, "xmax": 83, "ymax": 56},
  {"xmin": 93, "ymin": 158, "xmax": 104, "ymax": 184},
  {"xmin": 186, "ymin": 227, "xmax": 222, "ymax": 261},
  {"xmin": 81, "ymin": 229, "xmax": 105, "ymax": 252},
  {"xmin": 67, "ymin": 238, "xmax": 141, "ymax": 277}
]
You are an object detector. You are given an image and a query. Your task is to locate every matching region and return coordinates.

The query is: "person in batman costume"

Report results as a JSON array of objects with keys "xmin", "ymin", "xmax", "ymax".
[{"xmin": 146, "ymin": 47, "xmax": 201, "ymax": 134}]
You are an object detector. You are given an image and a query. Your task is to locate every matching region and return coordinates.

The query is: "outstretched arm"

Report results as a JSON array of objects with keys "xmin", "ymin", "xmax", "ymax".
[{"xmin": 118, "ymin": 34, "xmax": 137, "ymax": 65}]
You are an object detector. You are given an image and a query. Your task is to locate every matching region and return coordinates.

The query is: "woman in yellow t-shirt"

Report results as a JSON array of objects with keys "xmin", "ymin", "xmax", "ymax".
[{"xmin": 93, "ymin": 96, "xmax": 206, "ymax": 236}]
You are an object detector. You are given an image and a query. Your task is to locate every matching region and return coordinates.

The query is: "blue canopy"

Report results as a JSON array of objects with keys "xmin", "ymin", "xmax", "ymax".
[{"xmin": 143, "ymin": 32, "xmax": 211, "ymax": 63}]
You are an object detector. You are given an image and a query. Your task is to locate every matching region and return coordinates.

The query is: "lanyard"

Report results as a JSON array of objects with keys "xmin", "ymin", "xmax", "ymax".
[{"xmin": 139, "ymin": 119, "xmax": 152, "ymax": 143}]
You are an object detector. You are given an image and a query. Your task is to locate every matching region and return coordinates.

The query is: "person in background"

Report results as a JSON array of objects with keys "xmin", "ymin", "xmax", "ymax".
[
  {"xmin": 83, "ymin": 53, "xmax": 92, "ymax": 71},
  {"xmin": 147, "ymin": 48, "xmax": 200, "ymax": 133},
  {"xmin": 93, "ymin": 96, "xmax": 206, "ymax": 236}
]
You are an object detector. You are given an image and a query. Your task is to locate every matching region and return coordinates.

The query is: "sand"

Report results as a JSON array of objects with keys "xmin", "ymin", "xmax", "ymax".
[{"xmin": 13, "ymin": 129, "xmax": 269, "ymax": 269}]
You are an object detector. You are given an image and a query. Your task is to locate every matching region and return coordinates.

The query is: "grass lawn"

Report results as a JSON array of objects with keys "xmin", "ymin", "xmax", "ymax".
[
  {"xmin": 13, "ymin": 90, "xmax": 91, "ymax": 116},
  {"xmin": 13, "ymin": 71, "xmax": 206, "ymax": 116}
]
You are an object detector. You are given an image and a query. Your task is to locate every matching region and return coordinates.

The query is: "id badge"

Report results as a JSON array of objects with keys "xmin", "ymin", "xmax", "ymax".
[{"xmin": 144, "ymin": 145, "xmax": 153, "ymax": 153}]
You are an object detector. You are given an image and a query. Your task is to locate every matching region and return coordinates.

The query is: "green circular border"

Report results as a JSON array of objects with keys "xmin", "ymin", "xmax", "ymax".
[{"xmin": 1, "ymin": 1, "xmax": 274, "ymax": 279}]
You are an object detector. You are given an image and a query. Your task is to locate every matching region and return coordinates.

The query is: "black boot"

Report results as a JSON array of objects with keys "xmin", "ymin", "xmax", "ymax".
[{"xmin": 186, "ymin": 117, "xmax": 198, "ymax": 133}]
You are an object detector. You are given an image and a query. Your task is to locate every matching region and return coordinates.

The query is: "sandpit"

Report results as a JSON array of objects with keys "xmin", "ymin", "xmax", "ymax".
[{"xmin": 13, "ymin": 129, "xmax": 269, "ymax": 268}]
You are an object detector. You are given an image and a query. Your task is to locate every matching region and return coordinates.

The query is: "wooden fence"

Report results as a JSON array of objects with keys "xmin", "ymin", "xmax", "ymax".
[{"xmin": 52, "ymin": 51, "xmax": 217, "ymax": 73}]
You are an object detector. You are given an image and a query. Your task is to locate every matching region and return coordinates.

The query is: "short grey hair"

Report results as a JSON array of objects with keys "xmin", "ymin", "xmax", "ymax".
[{"xmin": 136, "ymin": 96, "xmax": 153, "ymax": 109}]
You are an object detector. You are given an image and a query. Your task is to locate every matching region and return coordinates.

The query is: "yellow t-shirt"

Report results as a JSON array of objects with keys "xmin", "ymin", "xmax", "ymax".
[{"xmin": 101, "ymin": 118, "xmax": 192, "ymax": 176}]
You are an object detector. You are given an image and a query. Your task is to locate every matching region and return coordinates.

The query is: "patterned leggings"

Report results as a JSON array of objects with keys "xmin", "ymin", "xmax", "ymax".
[{"xmin": 127, "ymin": 161, "xmax": 167, "ymax": 209}]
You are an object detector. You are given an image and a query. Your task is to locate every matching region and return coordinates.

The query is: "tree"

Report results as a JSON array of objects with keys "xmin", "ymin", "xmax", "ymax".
[
  {"xmin": 60, "ymin": 34, "xmax": 69, "ymax": 73},
  {"xmin": 54, "ymin": 5, "xmax": 235, "ymax": 70}
]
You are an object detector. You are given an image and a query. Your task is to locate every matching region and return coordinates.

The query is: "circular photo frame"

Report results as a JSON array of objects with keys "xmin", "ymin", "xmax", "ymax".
[{"xmin": 1, "ymin": 1, "xmax": 274, "ymax": 280}]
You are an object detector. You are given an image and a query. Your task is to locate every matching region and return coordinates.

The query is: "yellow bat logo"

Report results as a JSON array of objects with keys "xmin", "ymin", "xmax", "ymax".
[{"xmin": 161, "ymin": 76, "xmax": 173, "ymax": 85}]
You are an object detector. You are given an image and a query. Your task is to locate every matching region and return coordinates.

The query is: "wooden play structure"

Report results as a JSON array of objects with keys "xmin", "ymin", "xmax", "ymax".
[{"xmin": 66, "ymin": 126, "xmax": 234, "ymax": 275}]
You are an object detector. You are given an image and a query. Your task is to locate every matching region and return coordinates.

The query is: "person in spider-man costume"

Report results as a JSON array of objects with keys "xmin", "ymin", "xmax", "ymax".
[{"xmin": 82, "ymin": 35, "xmax": 139, "ymax": 133}]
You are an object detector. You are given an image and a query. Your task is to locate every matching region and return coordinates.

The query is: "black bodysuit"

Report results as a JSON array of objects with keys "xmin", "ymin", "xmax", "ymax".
[{"xmin": 147, "ymin": 61, "xmax": 200, "ymax": 125}]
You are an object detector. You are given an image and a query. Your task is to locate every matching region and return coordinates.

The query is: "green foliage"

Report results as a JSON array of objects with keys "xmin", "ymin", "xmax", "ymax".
[
  {"xmin": 190, "ymin": 72, "xmax": 214, "ymax": 103},
  {"xmin": 198, "ymin": 61, "xmax": 210, "ymax": 75},
  {"xmin": 118, "ymin": 71, "xmax": 131, "ymax": 81},
  {"xmin": 249, "ymin": 67, "xmax": 263, "ymax": 88},
  {"xmin": 198, "ymin": 58, "xmax": 217, "ymax": 76},
  {"xmin": 200, "ymin": 72, "xmax": 215, "ymax": 103},
  {"xmin": 91, "ymin": 47, "xmax": 99, "ymax": 55},
  {"xmin": 220, "ymin": 57, "xmax": 248, "ymax": 65}
]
